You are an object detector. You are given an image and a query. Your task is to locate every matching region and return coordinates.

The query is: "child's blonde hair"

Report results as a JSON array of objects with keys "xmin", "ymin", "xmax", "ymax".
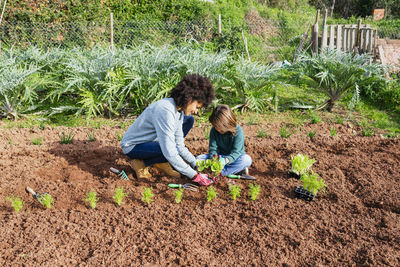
[{"xmin": 209, "ymin": 104, "xmax": 237, "ymax": 134}]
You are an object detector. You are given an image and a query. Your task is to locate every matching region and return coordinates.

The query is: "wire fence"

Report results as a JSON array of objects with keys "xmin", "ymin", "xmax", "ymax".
[{"xmin": 0, "ymin": 20, "xmax": 216, "ymax": 48}]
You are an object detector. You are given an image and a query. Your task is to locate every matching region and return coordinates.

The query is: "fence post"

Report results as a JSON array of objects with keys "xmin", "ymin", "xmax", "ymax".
[
  {"xmin": 321, "ymin": 9, "xmax": 328, "ymax": 50},
  {"xmin": 336, "ymin": 25, "xmax": 342, "ymax": 51},
  {"xmin": 218, "ymin": 14, "xmax": 221, "ymax": 36},
  {"xmin": 329, "ymin": 25, "xmax": 335, "ymax": 49},
  {"xmin": 312, "ymin": 9, "xmax": 320, "ymax": 55},
  {"xmin": 354, "ymin": 19, "xmax": 362, "ymax": 54},
  {"xmin": 110, "ymin": 12, "xmax": 114, "ymax": 51}
]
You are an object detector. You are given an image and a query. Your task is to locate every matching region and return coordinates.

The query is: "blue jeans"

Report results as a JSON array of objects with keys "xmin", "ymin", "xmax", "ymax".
[
  {"xmin": 196, "ymin": 153, "xmax": 252, "ymax": 176},
  {"xmin": 126, "ymin": 115, "xmax": 194, "ymax": 166}
]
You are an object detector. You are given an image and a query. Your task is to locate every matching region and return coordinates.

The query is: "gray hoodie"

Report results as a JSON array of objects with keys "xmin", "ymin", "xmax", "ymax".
[{"xmin": 120, "ymin": 98, "xmax": 197, "ymax": 178}]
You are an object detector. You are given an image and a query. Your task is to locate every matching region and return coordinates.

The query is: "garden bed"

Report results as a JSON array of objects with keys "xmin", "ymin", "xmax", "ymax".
[{"xmin": 0, "ymin": 120, "xmax": 399, "ymax": 266}]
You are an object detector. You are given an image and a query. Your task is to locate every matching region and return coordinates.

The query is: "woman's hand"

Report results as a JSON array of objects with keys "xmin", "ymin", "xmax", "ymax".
[{"xmin": 193, "ymin": 173, "xmax": 213, "ymax": 186}]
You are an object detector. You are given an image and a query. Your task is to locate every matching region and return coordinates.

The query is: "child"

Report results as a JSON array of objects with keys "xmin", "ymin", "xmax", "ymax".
[{"xmin": 197, "ymin": 104, "xmax": 252, "ymax": 176}]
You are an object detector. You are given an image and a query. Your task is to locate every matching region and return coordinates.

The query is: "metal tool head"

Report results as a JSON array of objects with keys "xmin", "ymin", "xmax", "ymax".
[
  {"xmin": 183, "ymin": 183, "xmax": 199, "ymax": 192},
  {"xmin": 110, "ymin": 167, "xmax": 130, "ymax": 180}
]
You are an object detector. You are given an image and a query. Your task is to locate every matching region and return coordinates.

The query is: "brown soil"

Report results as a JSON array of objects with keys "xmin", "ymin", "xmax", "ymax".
[{"xmin": 0, "ymin": 120, "xmax": 399, "ymax": 266}]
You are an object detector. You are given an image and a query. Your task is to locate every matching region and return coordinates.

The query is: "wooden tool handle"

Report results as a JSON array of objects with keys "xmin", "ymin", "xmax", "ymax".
[{"xmin": 26, "ymin": 187, "xmax": 36, "ymax": 196}]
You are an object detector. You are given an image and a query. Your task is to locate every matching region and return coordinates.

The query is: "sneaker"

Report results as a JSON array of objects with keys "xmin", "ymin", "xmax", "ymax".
[
  {"xmin": 153, "ymin": 162, "xmax": 181, "ymax": 179},
  {"xmin": 129, "ymin": 159, "xmax": 151, "ymax": 179}
]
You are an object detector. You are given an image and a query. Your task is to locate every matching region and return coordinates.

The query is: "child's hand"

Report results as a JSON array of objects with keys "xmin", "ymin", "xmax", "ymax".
[
  {"xmin": 219, "ymin": 157, "xmax": 226, "ymax": 167},
  {"xmin": 193, "ymin": 173, "xmax": 213, "ymax": 186}
]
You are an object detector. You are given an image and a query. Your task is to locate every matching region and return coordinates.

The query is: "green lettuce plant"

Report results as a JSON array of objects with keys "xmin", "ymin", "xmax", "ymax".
[
  {"xmin": 113, "ymin": 187, "xmax": 128, "ymax": 206},
  {"xmin": 174, "ymin": 188, "xmax": 184, "ymax": 204},
  {"xmin": 39, "ymin": 194, "xmax": 54, "ymax": 209},
  {"xmin": 228, "ymin": 184, "xmax": 241, "ymax": 201},
  {"xmin": 196, "ymin": 157, "xmax": 224, "ymax": 177},
  {"xmin": 290, "ymin": 153, "xmax": 316, "ymax": 176},
  {"xmin": 6, "ymin": 195, "xmax": 24, "ymax": 212},
  {"xmin": 142, "ymin": 187, "xmax": 154, "ymax": 205},
  {"xmin": 248, "ymin": 183, "xmax": 261, "ymax": 201},
  {"xmin": 206, "ymin": 186, "xmax": 217, "ymax": 202},
  {"xmin": 300, "ymin": 171, "xmax": 327, "ymax": 195},
  {"xmin": 84, "ymin": 190, "xmax": 98, "ymax": 209}
]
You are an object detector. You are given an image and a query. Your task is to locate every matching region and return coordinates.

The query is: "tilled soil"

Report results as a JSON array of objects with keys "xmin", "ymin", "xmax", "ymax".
[{"xmin": 0, "ymin": 120, "xmax": 399, "ymax": 266}]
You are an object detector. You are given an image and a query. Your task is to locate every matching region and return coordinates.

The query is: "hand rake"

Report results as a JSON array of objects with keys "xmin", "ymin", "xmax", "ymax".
[
  {"xmin": 168, "ymin": 183, "xmax": 199, "ymax": 192},
  {"xmin": 110, "ymin": 167, "xmax": 130, "ymax": 180},
  {"xmin": 26, "ymin": 187, "xmax": 51, "ymax": 205}
]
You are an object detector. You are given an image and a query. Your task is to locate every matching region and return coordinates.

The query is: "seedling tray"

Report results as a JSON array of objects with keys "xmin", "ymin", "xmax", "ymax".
[
  {"xmin": 294, "ymin": 186, "xmax": 316, "ymax": 201},
  {"xmin": 288, "ymin": 170, "xmax": 301, "ymax": 179}
]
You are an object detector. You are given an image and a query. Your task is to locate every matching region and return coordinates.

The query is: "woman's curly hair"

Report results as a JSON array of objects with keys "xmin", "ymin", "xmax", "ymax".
[{"xmin": 169, "ymin": 74, "xmax": 215, "ymax": 109}]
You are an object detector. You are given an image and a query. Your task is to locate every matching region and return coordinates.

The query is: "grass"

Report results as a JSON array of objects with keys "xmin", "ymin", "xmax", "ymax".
[{"xmin": 32, "ymin": 137, "xmax": 43, "ymax": 145}]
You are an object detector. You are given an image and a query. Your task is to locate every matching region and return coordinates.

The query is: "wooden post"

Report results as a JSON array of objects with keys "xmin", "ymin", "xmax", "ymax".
[
  {"xmin": 110, "ymin": 13, "xmax": 114, "ymax": 51},
  {"xmin": 312, "ymin": 9, "xmax": 320, "ymax": 55},
  {"xmin": 355, "ymin": 19, "xmax": 362, "ymax": 53},
  {"xmin": 242, "ymin": 31, "xmax": 250, "ymax": 61},
  {"xmin": 0, "ymin": 0, "xmax": 7, "ymax": 26},
  {"xmin": 337, "ymin": 25, "xmax": 342, "ymax": 51},
  {"xmin": 218, "ymin": 14, "xmax": 221, "ymax": 35},
  {"xmin": 321, "ymin": 9, "xmax": 328, "ymax": 50},
  {"xmin": 330, "ymin": 0, "xmax": 335, "ymax": 17},
  {"xmin": 329, "ymin": 25, "xmax": 335, "ymax": 49},
  {"xmin": 367, "ymin": 29, "xmax": 373, "ymax": 53}
]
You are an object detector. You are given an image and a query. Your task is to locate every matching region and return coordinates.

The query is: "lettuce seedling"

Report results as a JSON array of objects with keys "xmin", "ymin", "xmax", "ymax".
[
  {"xmin": 142, "ymin": 187, "xmax": 154, "ymax": 205},
  {"xmin": 113, "ymin": 187, "xmax": 128, "ymax": 206},
  {"xmin": 248, "ymin": 183, "xmax": 261, "ymax": 201},
  {"xmin": 84, "ymin": 190, "xmax": 98, "ymax": 209},
  {"xmin": 206, "ymin": 186, "xmax": 217, "ymax": 202},
  {"xmin": 228, "ymin": 184, "xmax": 241, "ymax": 201},
  {"xmin": 300, "ymin": 171, "xmax": 327, "ymax": 195},
  {"xmin": 290, "ymin": 153, "xmax": 316, "ymax": 176},
  {"xmin": 174, "ymin": 188, "xmax": 184, "ymax": 204},
  {"xmin": 6, "ymin": 195, "xmax": 24, "ymax": 212},
  {"xmin": 196, "ymin": 157, "xmax": 223, "ymax": 178},
  {"xmin": 38, "ymin": 194, "xmax": 54, "ymax": 209}
]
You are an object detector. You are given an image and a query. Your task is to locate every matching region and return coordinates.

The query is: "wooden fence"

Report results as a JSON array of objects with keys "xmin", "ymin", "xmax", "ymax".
[{"xmin": 311, "ymin": 9, "xmax": 378, "ymax": 56}]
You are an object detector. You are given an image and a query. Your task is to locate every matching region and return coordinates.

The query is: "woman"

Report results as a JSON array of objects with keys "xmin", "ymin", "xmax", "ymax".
[{"xmin": 120, "ymin": 74, "xmax": 214, "ymax": 186}]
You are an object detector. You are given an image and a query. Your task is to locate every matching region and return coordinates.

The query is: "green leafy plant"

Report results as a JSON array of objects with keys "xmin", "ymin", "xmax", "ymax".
[
  {"xmin": 290, "ymin": 153, "xmax": 316, "ymax": 176},
  {"xmin": 206, "ymin": 186, "xmax": 217, "ymax": 202},
  {"xmin": 84, "ymin": 190, "xmax": 98, "ymax": 209},
  {"xmin": 248, "ymin": 183, "xmax": 261, "ymax": 201},
  {"xmin": 297, "ymin": 49, "xmax": 385, "ymax": 112},
  {"xmin": 308, "ymin": 130, "xmax": 316, "ymax": 139},
  {"xmin": 280, "ymin": 123, "xmax": 296, "ymax": 138},
  {"xmin": 87, "ymin": 131, "xmax": 96, "ymax": 142},
  {"xmin": 116, "ymin": 131, "xmax": 123, "ymax": 142},
  {"xmin": 174, "ymin": 188, "xmax": 184, "ymax": 204},
  {"xmin": 196, "ymin": 157, "xmax": 224, "ymax": 178},
  {"xmin": 310, "ymin": 112, "xmax": 321, "ymax": 124},
  {"xmin": 60, "ymin": 131, "xmax": 75, "ymax": 144},
  {"xmin": 38, "ymin": 194, "xmax": 54, "ymax": 209},
  {"xmin": 39, "ymin": 121, "xmax": 46, "ymax": 130},
  {"xmin": 8, "ymin": 138, "xmax": 13, "ymax": 145},
  {"xmin": 257, "ymin": 129, "xmax": 268, "ymax": 138},
  {"xmin": 300, "ymin": 171, "xmax": 327, "ymax": 195},
  {"xmin": 228, "ymin": 184, "xmax": 241, "ymax": 201},
  {"xmin": 247, "ymin": 116, "xmax": 258, "ymax": 125},
  {"xmin": 336, "ymin": 116, "xmax": 344, "ymax": 124},
  {"xmin": 113, "ymin": 187, "xmax": 128, "ymax": 206},
  {"xmin": 203, "ymin": 126, "xmax": 210, "ymax": 140},
  {"xmin": 363, "ymin": 127, "xmax": 374, "ymax": 137},
  {"xmin": 142, "ymin": 187, "xmax": 154, "ymax": 205},
  {"xmin": 32, "ymin": 137, "xmax": 43, "ymax": 145},
  {"xmin": 330, "ymin": 127, "xmax": 337, "ymax": 136},
  {"xmin": 6, "ymin": 195, "xmax": 24, "ymax": 212}
]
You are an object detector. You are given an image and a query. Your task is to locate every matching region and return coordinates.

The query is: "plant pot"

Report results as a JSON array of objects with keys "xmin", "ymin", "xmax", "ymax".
[
  {"xmin": 288, "ymin": 170, "xmax": 301, "ymax": 179},
  {"xmin": 294, "ymin": 186, "xmax": 317, "ymax": 201}
]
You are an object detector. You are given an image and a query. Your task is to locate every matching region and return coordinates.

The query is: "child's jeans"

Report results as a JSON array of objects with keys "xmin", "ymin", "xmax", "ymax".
[
  {"xmin": 196, "ymin": 153, "xmax": 252, "ymax": 176},
  {"xmin": 126, "ymin": 115, "xmax": 194, "ymax": 166}
]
